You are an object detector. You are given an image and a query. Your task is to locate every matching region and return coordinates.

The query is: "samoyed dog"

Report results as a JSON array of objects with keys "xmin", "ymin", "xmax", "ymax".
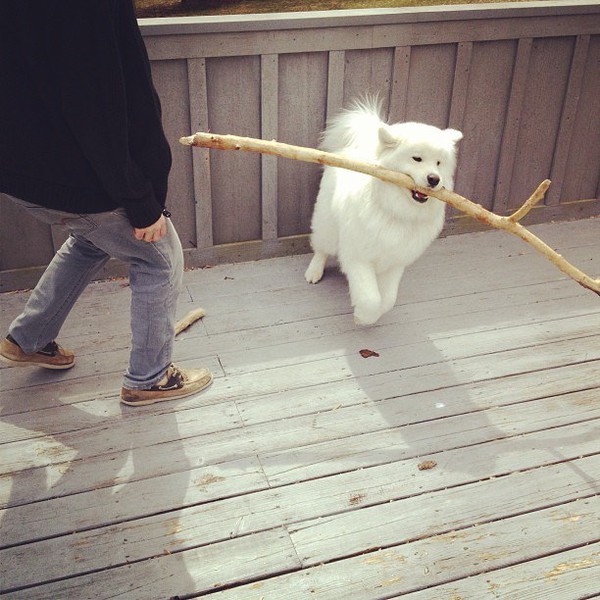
[{"xmin": 304, "ymin": 100, "xmax": 463, "ymax": 325}]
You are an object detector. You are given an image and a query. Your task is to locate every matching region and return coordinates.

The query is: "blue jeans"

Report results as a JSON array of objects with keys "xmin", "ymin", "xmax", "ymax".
[{"xmin": 3, "ymin": 194, "xmax": 184, "ymax": 390}]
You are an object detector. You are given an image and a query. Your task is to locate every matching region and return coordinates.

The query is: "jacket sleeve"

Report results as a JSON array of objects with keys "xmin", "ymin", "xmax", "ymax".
[{"xmin": 57, "ymin": 1, "xmax": 172, "ymax": 228}]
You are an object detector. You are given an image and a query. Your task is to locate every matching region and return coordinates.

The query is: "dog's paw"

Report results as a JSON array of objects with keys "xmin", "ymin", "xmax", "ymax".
[
  {"xmin": 304, "ymin": 265, "xmax": 324, "ymax": 284},
  {"xmin": 353, "ymin": 305, "xmax": 382, "ymax": 326}
]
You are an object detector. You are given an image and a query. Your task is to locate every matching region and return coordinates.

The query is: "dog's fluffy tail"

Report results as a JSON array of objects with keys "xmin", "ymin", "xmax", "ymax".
[{"xmin": 319, "ymin": 97, "xmax": 384, "ymax": 155}]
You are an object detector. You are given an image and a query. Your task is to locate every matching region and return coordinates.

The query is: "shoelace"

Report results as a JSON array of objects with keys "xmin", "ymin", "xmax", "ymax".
[
  {"xmin": 39, "ymin": 341, "xmax": 60, "ymax": 355},
  {"xmin": 6, "ymin": 335, "xmax": 60, "ymax": 356},
  {"xmin": 168, "ymin": 363, "xmax": 182, "ymax": 376},
  {"xmin": 163, "ymin": 364, "xmax": 185, "ymax": 387}
]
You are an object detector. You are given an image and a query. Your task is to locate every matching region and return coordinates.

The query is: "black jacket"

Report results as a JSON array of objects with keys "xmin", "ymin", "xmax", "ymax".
[{"xmin": 0, "ymin": 0, "xmax": 172, "ymax": 228}]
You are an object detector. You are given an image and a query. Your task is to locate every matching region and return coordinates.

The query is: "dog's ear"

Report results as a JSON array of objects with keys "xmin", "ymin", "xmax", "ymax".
[
  {"xmin": 444, "ymin": 128, "xmax": 463, "ymax": 144},
  {"xmin": 378, "ymin": 124, "xmax": 398, "ymax": 147}
]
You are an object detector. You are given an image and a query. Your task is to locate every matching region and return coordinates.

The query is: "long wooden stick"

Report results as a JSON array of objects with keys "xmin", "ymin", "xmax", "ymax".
[{"xmin": 180, "ymin": 132, "xmax": 600, "ymax": 296}]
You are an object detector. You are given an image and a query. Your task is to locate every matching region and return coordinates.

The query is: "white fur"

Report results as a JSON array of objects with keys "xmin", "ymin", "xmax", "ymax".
[{"xmin": 305, "ymin": 100, "xmax": 463, "ymax": 325}]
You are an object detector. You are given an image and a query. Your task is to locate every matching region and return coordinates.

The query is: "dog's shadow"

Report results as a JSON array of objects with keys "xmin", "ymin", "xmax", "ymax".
[{"xmin": 300, "ymin": 258, "xmax": 507, "ymax": 482}]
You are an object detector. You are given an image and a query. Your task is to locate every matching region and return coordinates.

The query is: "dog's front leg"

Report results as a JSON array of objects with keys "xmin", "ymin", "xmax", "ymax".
[
  {"xmin": 344, "ymin": 262, "xmax": 383, "ymax": 325},
  {"xmin": 378, "ymin": 265, "xmax": 406, "ymax": 316},
  {"xmin": 305, "ymin": 251, "xmax": 328, "ymax": 284}
]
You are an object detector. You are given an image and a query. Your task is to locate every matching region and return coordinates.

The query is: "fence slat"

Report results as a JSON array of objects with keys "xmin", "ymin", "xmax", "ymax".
[
  {"xmin": 261, "ymin": 54, "xmax": 279, "ymax": 241},
  {"xmin": 389, "ymin": 46, "xmax": 411, "ymax": 122},
  {"xmin": 448, "ymin": 41, "xmax": 473, "ymax": 209},
  {"xmin": 548, "ymin": 35, "xmax": 591, "ymax": 206},
  {"xmin": 494, "ymin": 37, "xmax": 533, "ymax": 214},
  {"xmin": 187, "ymin": 57, "xmax": 213, "ymax": 248},
  {"xmin": 326, "ymin": 50, "xmax": 346, "ymax": 119},
  {"xmin": 449, "ymin": 41, "xmax": 473, "ymax": 132}
]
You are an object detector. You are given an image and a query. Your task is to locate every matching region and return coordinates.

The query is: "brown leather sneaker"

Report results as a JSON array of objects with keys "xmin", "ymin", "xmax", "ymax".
[
  {"xmin": 120, "ymin": 363, "xmax": 213, "ymax": 406},
  {"xmin": 0, "ymin": 335, "xmax": 75, "ymax": 370}
]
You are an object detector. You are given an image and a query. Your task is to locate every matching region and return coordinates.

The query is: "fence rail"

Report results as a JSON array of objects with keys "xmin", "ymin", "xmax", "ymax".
[{"xmin": 1, "ymin": 0, "xmax": 599, "ymax": 292}]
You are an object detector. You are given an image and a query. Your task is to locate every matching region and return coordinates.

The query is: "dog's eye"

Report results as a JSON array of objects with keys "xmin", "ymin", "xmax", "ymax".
[
  {"xmin": 437, "ymin": 160, "xmax": 441, "ymax": 166},
  {"xmin": 412, "ymin": 156, "xmax": 422, "ymax": 163}
]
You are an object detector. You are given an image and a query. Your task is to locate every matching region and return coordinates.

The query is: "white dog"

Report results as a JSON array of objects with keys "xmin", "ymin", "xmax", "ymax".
[{"xmin": 304, "ymin": 100, "xmax": 463, "ymax": 325}]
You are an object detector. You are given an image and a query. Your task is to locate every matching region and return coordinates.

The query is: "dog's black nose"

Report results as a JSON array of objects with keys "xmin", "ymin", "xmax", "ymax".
[{"xmin": 427, "ymin": 174, "xmax": 440, "ymax": 187}]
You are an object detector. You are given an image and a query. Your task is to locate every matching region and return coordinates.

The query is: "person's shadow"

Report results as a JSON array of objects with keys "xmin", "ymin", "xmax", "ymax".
[{"xmin": 0, "ymin": 287, "xmax": 205, "ymax": 597}]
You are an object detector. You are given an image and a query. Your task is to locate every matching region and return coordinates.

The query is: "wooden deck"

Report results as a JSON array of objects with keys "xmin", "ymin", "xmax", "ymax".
[{"xmin": 1, "ymin": 218, "xmax": 599, "ymax": 599}]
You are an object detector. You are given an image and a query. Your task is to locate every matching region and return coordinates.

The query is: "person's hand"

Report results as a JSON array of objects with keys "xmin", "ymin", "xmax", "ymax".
[{"xmin": 133, "ymin": 214, "xmax": 167, "ymax": 242}]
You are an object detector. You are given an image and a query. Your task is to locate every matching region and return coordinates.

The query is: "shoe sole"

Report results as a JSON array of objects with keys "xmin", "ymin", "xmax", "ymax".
[
  {"xmin": 120, "ymin": 373, "xmax": 214, "ymax": 406},
  {"xmin": 0, "ymin": 355, "xmax": 75, "ymax": 370}
]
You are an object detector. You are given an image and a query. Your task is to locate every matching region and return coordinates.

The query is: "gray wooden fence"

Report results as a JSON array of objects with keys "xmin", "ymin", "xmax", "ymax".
[{"xmin": 1, "ymin": 0, "xmax": 599, "ymax": 292}]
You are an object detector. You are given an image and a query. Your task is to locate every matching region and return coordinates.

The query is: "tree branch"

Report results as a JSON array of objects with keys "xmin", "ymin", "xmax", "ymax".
[
  {"xmin": 180, "ymin": 131, "xmax": 600, "ymax": 296},
  {"xmin": 508, "ymin": 179, "xmax": 551, "ymax": 223}
]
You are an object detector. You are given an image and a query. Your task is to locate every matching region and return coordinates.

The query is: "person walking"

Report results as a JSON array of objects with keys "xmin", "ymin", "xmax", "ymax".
[{"xmin": 0, "ymin": 0, "xmax": 212, "ymax": 406}]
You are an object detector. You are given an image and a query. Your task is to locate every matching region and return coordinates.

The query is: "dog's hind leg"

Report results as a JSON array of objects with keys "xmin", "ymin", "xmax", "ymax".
[
  {"xmin": 305, "ymin": 192, "xmax": 336, "ymax": 284},
  {"xmin": 305, "ymin": 251, "xmax": 328, "ymax": 284}
]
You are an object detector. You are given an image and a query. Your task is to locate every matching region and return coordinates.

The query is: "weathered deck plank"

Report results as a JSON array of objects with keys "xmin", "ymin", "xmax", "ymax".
[
  {"xmin": 209, "ymin": 503, "xmax": 600, "ymax": 599},
  {"xmin": 0, "ymin": 219, "xmax": 599, "ymax": 598}
]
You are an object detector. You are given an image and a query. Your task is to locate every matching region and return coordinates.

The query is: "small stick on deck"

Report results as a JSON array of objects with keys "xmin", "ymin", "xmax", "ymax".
[
  {"xmin": 175, "ymin": 307, "xmax": 205, "ymax": 335},
  {"xmin": 180, "ymin": 132, "xmax": 600, "ymax": 296}
]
